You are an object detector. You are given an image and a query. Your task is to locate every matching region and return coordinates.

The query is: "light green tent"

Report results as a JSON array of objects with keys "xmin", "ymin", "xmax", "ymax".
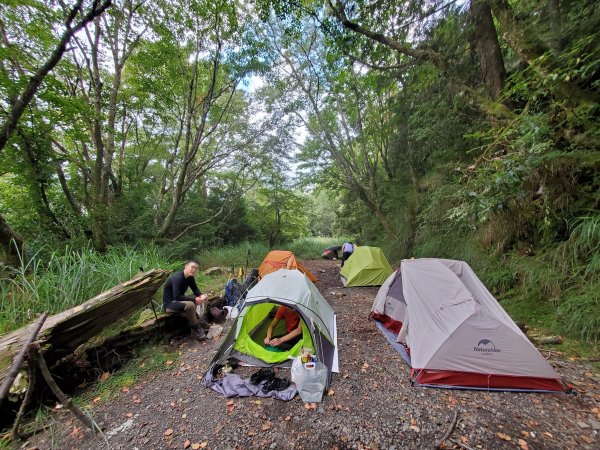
[{"xmin": 340, "ymin": 246, "xmax": 393, "ymax": 287}]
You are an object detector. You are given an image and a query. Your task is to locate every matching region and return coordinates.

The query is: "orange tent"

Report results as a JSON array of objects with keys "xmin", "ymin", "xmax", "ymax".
[{"xmin": 258, "ymin": 250, "xmax": 317, "ymax": 282}]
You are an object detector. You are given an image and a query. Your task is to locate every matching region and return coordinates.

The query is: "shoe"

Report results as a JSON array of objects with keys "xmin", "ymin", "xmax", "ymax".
[
  {"xmin": 191, "ymin": 326, "xmax": 207, "ymax": 341},
  {"xmin": 261, "ymin": 377, "xmax": 290, "ymax": 393},
  {"xmin": 249, "ymin": 368, "xmax": 274, "ymax": 385}
]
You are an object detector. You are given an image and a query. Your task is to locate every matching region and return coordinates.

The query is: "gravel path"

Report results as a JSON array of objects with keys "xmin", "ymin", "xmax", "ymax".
[{"xmin": 26, "ymin": 259, "xmax": 599, "ymax": 449}]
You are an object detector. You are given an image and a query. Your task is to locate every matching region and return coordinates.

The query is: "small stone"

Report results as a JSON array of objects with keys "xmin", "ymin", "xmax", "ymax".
[
  {"xmin": 270, "ymin": 443, "xmax": 277, "ymax": 449},
  {"xmin": 577, "ymin": 421, "xmax": 590, "ymax": 429},
  {"xmin": 588, "ymin": 419, "xmax": 600, "ymax": 430}
]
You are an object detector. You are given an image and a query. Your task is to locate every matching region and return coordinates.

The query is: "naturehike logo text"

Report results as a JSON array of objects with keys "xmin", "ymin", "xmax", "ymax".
[{"xmin": 473, "ymin": 339, "xmax": 501, "ymax": 354}]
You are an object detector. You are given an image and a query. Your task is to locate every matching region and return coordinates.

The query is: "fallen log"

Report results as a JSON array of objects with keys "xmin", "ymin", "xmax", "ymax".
[
  {"xmin": 533, "ymin": 335, "xmax": 564, "ymax": 345},
  {"xmin": 0, "ymin": 269, "xmax": 170, "ymax": 389}
]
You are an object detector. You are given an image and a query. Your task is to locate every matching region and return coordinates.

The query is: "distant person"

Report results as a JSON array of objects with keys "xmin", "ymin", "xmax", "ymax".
[
  {"xmin": 340, "ymin": 242, "xmax": 355, "ymax": 267},
  {"xmin": 321, "ymin": 245, "xmax": 342, "ymax": 260},
  {"xmin": 264, "ymin": 305, "xmax": 302, "ymax": 351},
  {"xmin": 163, "ymin": 259, "xmax": 209, "ymax": 341}
]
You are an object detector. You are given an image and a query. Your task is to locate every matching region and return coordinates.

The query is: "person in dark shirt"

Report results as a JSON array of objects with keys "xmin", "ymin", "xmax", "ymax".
[
  {"xmin": 163, "ymin": 259, "xmax": 208, "ymax": 340},
  {"xmin": 264, "ymin": 305, "xmax": 303, "ymax": 351}
]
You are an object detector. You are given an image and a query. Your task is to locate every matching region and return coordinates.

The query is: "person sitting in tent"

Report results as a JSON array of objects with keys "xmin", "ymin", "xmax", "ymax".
[
  {"xmin": 264, "ymin": 305, "xmax": 302, "ymax": 351},
  {"xmin": 340, "ymin": 242, "xmax": 355, "ymax": 267},
  {"xmin": 163, "ymin": 259, "xmax": 209, "ymax": 341},
  {"xmin": 321, "ymin": 245, "xmax": 342, "ymax": 260}
]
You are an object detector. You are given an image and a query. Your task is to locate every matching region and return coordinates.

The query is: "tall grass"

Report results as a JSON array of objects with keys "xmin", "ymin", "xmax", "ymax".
[
  {"xmin": 0, "ymin": 245, "xmax": 170, "ymax": 334},
  {"xmin": 0, "ymin": 236, "xmax": 351, "ymax": 336},
  {"xmin": 196, "ymin": 237, "xmax": 351, "ymax": 269}
]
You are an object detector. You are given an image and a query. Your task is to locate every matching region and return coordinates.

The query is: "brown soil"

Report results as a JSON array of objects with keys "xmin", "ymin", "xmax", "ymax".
[{"xmin": 24, "ymin": 259, "xmax": 600, "ymax": 449}]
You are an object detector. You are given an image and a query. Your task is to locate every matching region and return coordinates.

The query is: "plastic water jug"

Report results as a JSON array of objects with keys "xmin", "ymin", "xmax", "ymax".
[{"xmin": 291, "ymin": 357, "xmax": 327, "ymax": 402}]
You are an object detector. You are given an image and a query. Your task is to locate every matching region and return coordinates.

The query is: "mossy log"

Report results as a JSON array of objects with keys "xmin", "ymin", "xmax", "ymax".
[{"xmin": 0, "ymin": 269, "xmax": 170, "ymax": 389}]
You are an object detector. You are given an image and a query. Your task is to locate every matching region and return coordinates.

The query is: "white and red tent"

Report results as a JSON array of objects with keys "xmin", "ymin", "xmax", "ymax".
[{"xmin": 370, "ymin": 259, "xmax": 563, "ymax": 392}]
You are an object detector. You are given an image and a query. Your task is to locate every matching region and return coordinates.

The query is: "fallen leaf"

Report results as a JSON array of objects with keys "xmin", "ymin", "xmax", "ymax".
[
  {"xmin": 132, "ymin": 395, "xmax": 141, "ymax": 403},
  {"xmin": 362, "ymin": 363, "xmax": 369, "ymax": 369},
  {"xmin": 126, "ymin": 413, "xmax": 133, "ymax": 418},
  {"xmin": 93, "ymin": 396, "xmax": 101, "ymax": 404},
  {"xmin": 262, "ymin": 421, "xmax": 272, "ymax": 431},
  {"xmin": 226, "ymin": 400, "xmax": 234, "ymax": 406},
  {"xmin": 191, "ymin": 444, "xmax": 201, "ymax": 450},
  {"xmin": 496, "ymin": 432, "xmax": 511, "ymax": 441},
  {"xmin": 543, "ymin": 432, "xmax": 553, "ymax": 439},
  {"xmin": 139, "ymin": 362, "xmax": 145, "ymax": 368},
  {"xmin": 581, "ymin": 435, "xmax": 593, "ymax": 444},
  {"xmin": 181, "ymin": 413, "xmax": 187, "ymax": 419},
  {"xmin": 284, "ymin": 416, "xmax": 291, "ymax": 421},
  {"xmin": 248, "ymin": 431, "xmax": 257, "ymax": 436},
  {"xmin": 198, "ymin": 442, "xmax": 208, "ymax": 449},
  {"xmin": 460, "ymin": 436, "xmax": 468, "ymax": 444},
  {"xmin": 164, "ymin": 428, "xmax": 174, "ymax": 436},
  {"xmin": 68, "ymin": 426, "xmax": 82, "ymax": 439},
  {"xmin": 252, "ymin": 400, "xmax": 262, "ymax": 405},
  {"xmin": 518, "ymin": 438, "xmax": 529, "ymax": 450},
  {"xmin": 327, "ymin": 388, "xmax": 335, "ymax": 396},
  {"xmin": 165, "ymin": 360, "xmax": 174, "ymax": 366},
  {"xmin": 99, "ymin": 372, "xmax": 111, "ymax": 381},
  {"xmin": 184, "ymin": 439, "xmax": 191, "ymax": 448}
]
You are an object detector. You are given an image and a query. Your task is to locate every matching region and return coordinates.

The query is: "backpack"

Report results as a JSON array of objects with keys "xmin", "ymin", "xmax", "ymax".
[{"xmin": 224, "ymin": 278, "xmax": 243, "ymax": 307}]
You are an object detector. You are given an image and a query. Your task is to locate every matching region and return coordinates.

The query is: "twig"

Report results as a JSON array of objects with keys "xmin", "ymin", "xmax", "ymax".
[
  {"xmin": 448, "ymin": 437, "xmax": 477, "ymax": 450},
  {"xmin": 30, "ymin": 343, "xmax": 102, "ymax": 434},
  {"xmin": 10, "ymin": 353, "xmax": 37, "ymax": 441},
  {"xmin": 0, "ymin": 312, "xmax": 47, "ymax": 403},
  {"xmin": 436, "ymin": 409, "xmax": 459, "ymax": 449}
]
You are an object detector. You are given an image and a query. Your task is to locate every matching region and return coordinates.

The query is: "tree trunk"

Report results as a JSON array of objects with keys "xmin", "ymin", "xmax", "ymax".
[
  {"xmin": 0, "ymin": 214, "xmax": 24, "ymax": 266},
  {"xmin": 471, "ymin": 0, "xmax": 506, "ymax": 100},
  {"xmin": 547, "ymin": 0, "xmax": 562, "ymax": 55}
]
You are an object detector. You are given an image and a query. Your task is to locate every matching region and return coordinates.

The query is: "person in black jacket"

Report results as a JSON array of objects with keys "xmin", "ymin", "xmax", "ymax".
[{"xmin": 163, "ymin": 259, "xmax": 208, "ymax": 340}]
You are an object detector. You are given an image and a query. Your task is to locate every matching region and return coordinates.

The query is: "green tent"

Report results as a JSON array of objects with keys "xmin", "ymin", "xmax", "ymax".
[
  {"xmin": 340, "ymin": 246, "xmax": 393, "ymax": 287},
  {"xmin": 204, "ymin": 269, "xmax": 339, "ymax": 387}
]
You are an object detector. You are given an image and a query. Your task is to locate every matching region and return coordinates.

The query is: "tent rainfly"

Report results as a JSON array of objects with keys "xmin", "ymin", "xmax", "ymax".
[
  {"xmin": 258, "ymin": 250, "xmax": 317, "ymax": 282},
  {"xmin": 340, "ymin": 246, "xmax": 393, "ymax": 287},
  {"xmin": 370, "ymin": 258, "xmax": 564, "ymax": 392},
  {"xmin": 204, "ymin": 269, "xmax": 338, "ymax": 388}
]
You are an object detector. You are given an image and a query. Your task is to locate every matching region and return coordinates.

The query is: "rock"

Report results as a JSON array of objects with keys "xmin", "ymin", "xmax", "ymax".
[
  {"xmin": 204, "ymin": 266, "xmax": 227, "ymax": 276},
  {"xmin": 206, "ymin": 324, "xmax": 223, "ymax": 339},
  {"xmin": 577, "ymin": 421, "xmax": 590, "ymax": 429},
  {"xmin": 587, "ymin": 419, "xmax": 600, "ymax": 430}
]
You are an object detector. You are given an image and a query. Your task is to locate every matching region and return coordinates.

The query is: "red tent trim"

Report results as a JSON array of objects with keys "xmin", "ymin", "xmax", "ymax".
[{"xmin": 413, "ymin": 369, "xmax": 564, "ymax": 392}]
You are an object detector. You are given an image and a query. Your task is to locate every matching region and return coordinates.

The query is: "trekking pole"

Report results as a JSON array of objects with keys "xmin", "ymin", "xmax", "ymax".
[{"xmin": 245, "ymin": 249, "xmax": 250, "ymax": 280}]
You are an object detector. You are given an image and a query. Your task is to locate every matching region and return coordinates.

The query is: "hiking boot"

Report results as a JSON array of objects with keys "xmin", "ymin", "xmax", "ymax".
[
  {"xmin": 249, "ymin": 368, "xmax": 274, "ymax": 385},
  {"xmin": 190, "ymin": 326, "xmax": 207, "ymax": 341},
  {"xmin": 262, "ymin": 377, "xmax": 290, "ymax": 393}
]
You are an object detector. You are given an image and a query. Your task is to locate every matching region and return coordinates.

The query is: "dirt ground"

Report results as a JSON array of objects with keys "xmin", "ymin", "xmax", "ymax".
[{"xmin": 23, "ymin": 259, "xmax": 600, "ymax": 449}]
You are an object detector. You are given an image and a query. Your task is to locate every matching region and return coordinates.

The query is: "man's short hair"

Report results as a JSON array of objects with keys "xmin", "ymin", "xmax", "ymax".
[{"xmin": 185, "ymin": 259, "xmax": 200, "ymax": 267}]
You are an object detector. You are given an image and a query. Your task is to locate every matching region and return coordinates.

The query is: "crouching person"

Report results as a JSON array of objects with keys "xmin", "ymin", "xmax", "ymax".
[{"xmin": 163, "ymin": 259, "xmax": 209, "ymax": 341}]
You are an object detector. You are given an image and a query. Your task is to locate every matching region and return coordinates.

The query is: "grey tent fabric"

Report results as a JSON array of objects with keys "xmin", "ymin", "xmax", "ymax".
[{"xmin": 371, "ymin": 258, "xmax": 563, "ymax": 391}]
